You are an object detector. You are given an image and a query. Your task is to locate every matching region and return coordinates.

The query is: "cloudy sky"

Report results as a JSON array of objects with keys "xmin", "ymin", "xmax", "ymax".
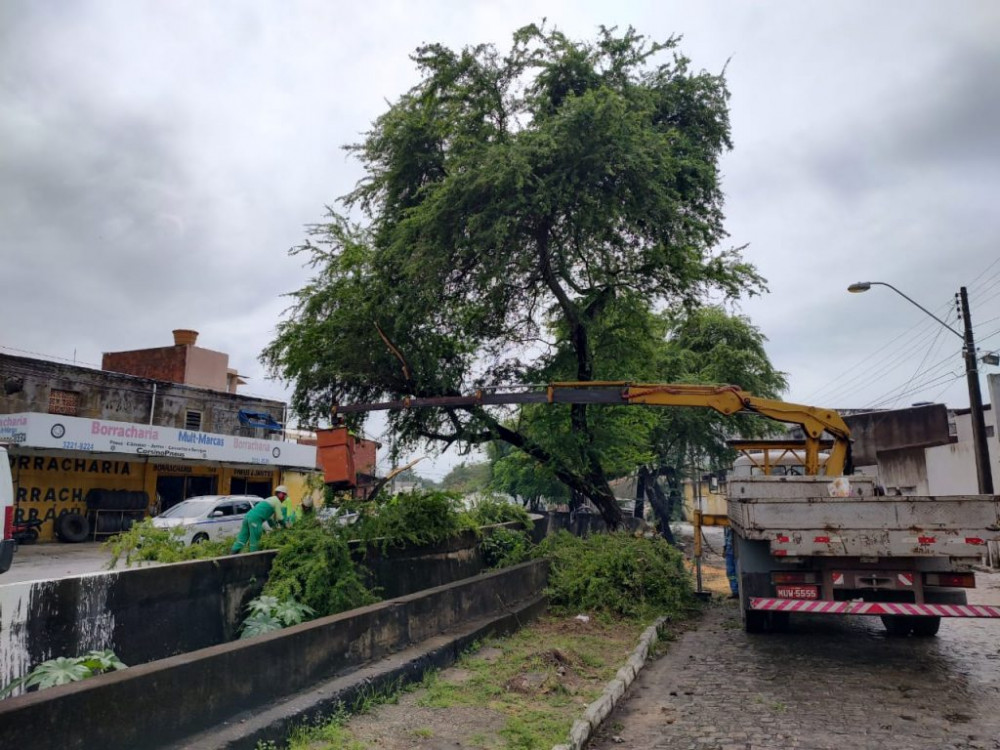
[{"xmin": 2, "ymin": 1, "xmax": 999, "ymax": 480}]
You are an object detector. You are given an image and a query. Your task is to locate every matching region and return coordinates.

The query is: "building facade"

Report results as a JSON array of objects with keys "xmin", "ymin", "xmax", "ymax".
[{"xmin": 1, "ymin": 331, "xmax": 317, "ymax": 541}]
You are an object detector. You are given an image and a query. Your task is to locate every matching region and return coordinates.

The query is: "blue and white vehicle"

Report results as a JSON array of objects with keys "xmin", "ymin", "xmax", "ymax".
[{"xmin": 151, "ymin": 495, "xmax": 263, "ymax": 545}]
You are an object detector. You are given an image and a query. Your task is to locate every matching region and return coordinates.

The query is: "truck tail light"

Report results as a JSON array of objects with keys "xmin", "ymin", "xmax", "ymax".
[
  {"xmin": 923, "ymin": 572, "xmax": 976, "ymax": 588},
  {"xmin": 3, "ymin": 506, "xmax": 12, "ymax": 540},
  {"xmin": 771, "ymin": 571, "xmax": 817, "ymax": 585}
]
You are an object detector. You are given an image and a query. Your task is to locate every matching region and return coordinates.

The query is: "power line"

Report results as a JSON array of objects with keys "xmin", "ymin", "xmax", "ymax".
[
  {"xmin": 888, "ymin": 322, "xmax": 949, "ymax": 409},
  {"xmin": 809, "ymin": 306, "xmax": 960, "ymax": 405},
  {"xmin": 867, "ymin": 370, "xmax": 964, "ymax": 410},
  {"xmin": 805, "ymin": 295, "xmax": 957, "ymax": 403}
]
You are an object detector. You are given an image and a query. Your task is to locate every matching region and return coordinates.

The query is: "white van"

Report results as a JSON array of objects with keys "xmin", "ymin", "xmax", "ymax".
[{"xmin": 0, "ymin": 445, "xmax": 14, "ymax": 573}]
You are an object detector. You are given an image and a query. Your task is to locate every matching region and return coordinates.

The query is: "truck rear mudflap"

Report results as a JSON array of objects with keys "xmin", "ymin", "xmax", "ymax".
[{"xmin": 749, "ymin": 598, "xmax": 1000, "ymax": 618}]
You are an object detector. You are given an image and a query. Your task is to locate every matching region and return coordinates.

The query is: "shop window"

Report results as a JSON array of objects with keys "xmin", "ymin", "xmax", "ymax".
[
  {"xmin": 185, "ymin": 410, "xmax": 202, "ymax": 431},
  {"xmin": 48, "ymin": 389, "xmax": 80, "ymax": 416}
]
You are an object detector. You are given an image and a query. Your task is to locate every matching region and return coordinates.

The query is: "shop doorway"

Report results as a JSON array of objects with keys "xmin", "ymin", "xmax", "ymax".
[
  {"xmin": 230, "ymin": 477, "xmax": 273, "ymax": 498},
  {"xmin": 156, "ymin": 475, "xmax": 219, "ymax": 512}
]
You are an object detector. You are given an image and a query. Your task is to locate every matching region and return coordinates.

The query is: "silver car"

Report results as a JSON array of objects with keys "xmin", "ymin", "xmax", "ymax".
[{"xmin": 151, "ymin": 495, "xmax": 262, "ymax": 545}]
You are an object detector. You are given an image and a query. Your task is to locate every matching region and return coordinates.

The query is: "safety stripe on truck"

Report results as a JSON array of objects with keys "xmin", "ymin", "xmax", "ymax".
[{"xmin": 749, "ymin": 598, "xmax": 1000, "ymax": 618}]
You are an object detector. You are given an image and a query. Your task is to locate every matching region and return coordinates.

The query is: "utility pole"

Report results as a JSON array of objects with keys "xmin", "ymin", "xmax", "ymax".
[{"xmin": 959, "ymin": 286, "xmax": 993, "ymax": 495}]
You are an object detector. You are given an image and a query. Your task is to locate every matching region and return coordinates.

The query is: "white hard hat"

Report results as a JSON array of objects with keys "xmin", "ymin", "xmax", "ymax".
[
  {"xmin": 275, "ymin": 485, "xmax": 289, "ymax": 495},
  {"xmin": 301, "ymin": 496, "xmax": 314, "ymax": 508}
]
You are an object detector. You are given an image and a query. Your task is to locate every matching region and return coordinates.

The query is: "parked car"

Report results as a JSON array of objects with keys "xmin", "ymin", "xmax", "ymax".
[
  {"xmin": 316, "ymin": 506, "xmax": 359, "ymax": 526},
  {"xmin": 151, "ymin": 495, "xmax": 263, "ymax": 545}
]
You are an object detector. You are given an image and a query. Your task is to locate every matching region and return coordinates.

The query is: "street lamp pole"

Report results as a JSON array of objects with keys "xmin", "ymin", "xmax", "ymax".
[{"xmin": 848, "ymin": 281, "xmax": 993, "ymax": 495}]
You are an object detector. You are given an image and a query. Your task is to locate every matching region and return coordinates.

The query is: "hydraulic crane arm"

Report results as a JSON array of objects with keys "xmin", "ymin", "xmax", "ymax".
[{"xmin": 333, "ymin": 381, "xmax": 852, "ymax": 476}]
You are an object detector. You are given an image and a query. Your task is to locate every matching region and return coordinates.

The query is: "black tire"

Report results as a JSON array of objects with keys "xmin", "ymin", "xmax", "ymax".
[
  {"xmin": 191, "ymin": 533, "xmax": 210, "ymax": 544},
  {"xmin": 744, "ymin": 609, "xmax": 768, "ymax": 633},
  {"xmin": 56, "ymin": 513, "xmax": 90, "ymax": 543},
  {"xmin": 881, "ymin": 615, "xmax": 913, "ymax": 637},
  {"xmin": 911, "ymin": 616, "xmax": 941, "ymax": 637}
]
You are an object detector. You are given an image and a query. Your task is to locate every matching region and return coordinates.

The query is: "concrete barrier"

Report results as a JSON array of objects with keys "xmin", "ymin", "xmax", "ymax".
[
  {"xmin": 0, "ymin": 559, "xmax": 548, "ymax": 750},
  {"xmin": 0, "ymin": 553, "xmax": 271, "ymax": 688},
  {"xmin": 0, "ymin": 521, "xmax": 521, "ymax": 687}
]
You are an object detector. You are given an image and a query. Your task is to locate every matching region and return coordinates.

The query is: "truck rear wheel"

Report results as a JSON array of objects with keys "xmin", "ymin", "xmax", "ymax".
[
  {"xmin": 744, "ymin": 609, "xmax": 768, "ymax": 633},
  {"xmin": 881, "ymin": 615, "xmax": 913, "ymax": 637},
  {"xmin": 911, "ymin": 616, "xmax": 941, "ymax": 637}
]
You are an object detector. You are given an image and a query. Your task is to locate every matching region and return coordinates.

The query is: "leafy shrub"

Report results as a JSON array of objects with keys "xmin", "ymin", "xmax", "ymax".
[
  {"xmin": 466, "ymin": 496, "xmax": 532, "ymax": 528},
  {"xmin": 239, "ymin": 595, "xmax": 315, "ymax": 639},
  {"xmin": 480, "ymin": 526, "xmax": 534, "ymax": 569},
  {"xmin": 352, "ymin": 490, "xmax": 478, "ymax": 551},
  {"xmin": 105, "ymin": 519, "xmax": 231, "ymax": 567},
  {"xmin": 261, "ymin": 517, "xmax": 380, "ymax": 617},
  {"xmin": 537, "ymin": 531, "xmax": 696, "ymax": 621},
  {"xmin": 1, "ymin": 650, "xmax": 126, "ymax": 698}
]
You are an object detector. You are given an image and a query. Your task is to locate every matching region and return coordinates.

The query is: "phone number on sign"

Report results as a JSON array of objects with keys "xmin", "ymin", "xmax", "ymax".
[{"xmin": 62, "ymin": 441, "xmax": 95, "ymax": 451}]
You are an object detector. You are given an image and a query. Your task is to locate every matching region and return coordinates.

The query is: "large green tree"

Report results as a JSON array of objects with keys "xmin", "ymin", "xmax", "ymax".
[{"xmin": 263, "ymin": 24, "xmax": 765, "ymax": 528}]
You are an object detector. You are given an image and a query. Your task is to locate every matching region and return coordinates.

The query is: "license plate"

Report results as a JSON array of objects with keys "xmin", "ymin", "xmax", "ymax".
[{"xmin": 775, "ymin": 585, "xmax": 819, "ymax": 599}]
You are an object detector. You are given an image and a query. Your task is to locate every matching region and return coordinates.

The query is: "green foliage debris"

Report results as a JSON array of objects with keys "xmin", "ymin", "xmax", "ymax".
[{"xmin": 538, "ymin": 531, "xmax": 696, "ymax": 620}]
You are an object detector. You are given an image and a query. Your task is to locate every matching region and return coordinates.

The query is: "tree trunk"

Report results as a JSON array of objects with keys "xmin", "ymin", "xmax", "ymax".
[
  {"xmin": 641, "ymin": 466, "xmax": 677, "ymax": 545},
  {"xmin": 489, "ymin": 420, "xmax": 623, "ymax": 529}
]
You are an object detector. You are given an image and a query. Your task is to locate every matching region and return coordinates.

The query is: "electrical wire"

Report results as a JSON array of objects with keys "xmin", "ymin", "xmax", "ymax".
[
  {"xmin": 808, "ymin": 306, "xmax": 961, "ymax": 406},
  {"xmin": 867, "ymin": 370, "xmax": 964, "ymax": 410},
  {"xmin": 887, "ymin": 321, "xmax": 950, "ymax": 409}
]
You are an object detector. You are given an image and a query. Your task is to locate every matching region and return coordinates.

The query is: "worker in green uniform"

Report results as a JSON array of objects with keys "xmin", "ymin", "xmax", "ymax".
[
  {"xmin": 231, "ymin": 486, "xmax": 288, "ymax": 553},
  {"xmin": 281, "ymin": 491, "xmax": 297, "ymax": 525}
]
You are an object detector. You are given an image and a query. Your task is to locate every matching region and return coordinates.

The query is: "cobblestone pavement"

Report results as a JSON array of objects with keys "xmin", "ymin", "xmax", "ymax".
[{"xmin": 589, "ymin": 572, "xmax": 1000, "ymax": 750}]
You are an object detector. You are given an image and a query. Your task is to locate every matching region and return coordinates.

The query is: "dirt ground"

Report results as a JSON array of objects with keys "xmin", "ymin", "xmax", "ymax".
[{"xmin": 309, "ymin": 555, "xmax": 730, "ymax": 750}]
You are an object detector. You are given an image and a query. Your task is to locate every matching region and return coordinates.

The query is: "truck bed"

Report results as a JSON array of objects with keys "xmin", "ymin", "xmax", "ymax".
[{"xmin": 727, "ymin": 476, "xmax": 1000, "ymax": 558}]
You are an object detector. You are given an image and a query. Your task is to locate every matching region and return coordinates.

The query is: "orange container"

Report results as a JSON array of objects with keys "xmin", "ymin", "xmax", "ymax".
[{"xmin": 316, "ymin": 426, "xmax": 356, "ymax": 487}]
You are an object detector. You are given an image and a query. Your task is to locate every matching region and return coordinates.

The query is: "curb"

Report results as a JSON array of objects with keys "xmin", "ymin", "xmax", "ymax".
[{"xmin": 552, "ymin": 615, "xmax": 668, "ymax": 750}]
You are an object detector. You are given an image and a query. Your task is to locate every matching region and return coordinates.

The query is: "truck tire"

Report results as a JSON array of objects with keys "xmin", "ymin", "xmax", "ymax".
[
  {"xmin": 880, "ymin": 615, "xmax": 912, "ymax": 637},
  {"xmin": 911, "ymin": 616, "xmax": 941, "ymax": 637},
  {"xmin": 744, "ymin": 609, "xmax": 768, "ymax": 633},
  {"xmin": 56, "ymin": 513, "xmax": 90, "ymax": 543}
]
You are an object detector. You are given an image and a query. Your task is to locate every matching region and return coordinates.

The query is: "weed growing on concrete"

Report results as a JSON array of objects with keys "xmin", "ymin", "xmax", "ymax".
[
  {"xmin": 1, "ymin": 649, "xmax": 126, "ymax": 699},
  {"xmin": 239, "ymin": 595, "xmax": 315, "ymax": 639}
]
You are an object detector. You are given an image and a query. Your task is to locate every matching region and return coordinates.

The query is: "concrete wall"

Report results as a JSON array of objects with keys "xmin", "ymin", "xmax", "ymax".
[
  {"xmin": 0, "ymin": 554, "xmax": 272, "ymax": 690},
  {"xmin": 0, "ymin": 559, "xmax": 549, "ymax": 750},
  {"xmin": 876, "ymin": 446, "xmax": 931, "ymax": 494},
  {"xmin": 843, "ymin": 404, "xmax": 951, "ymax": 466},
  {"xmin": 0, "ymin": 522, "xmax": 528, "ymax": 688},
  {"xmin": 0, "ymin": 353, "xmax": 284, "ymax": 436},
  {"xmin": 926, "ymin": 441, "xmax": 980, "ymax": 495}
]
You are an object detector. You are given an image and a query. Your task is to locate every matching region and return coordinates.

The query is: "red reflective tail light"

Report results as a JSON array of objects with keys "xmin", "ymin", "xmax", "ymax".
[
  {"xmin": 771, "ymin": 571, "xmax": 818, "ymax": 585},
  {"xmin": 923, "ymin": 572, "xmax": 975, "ymax": 588},
  {"xmin": 3, "ymin": 506, "xmax": 12, "ymax": 540}
]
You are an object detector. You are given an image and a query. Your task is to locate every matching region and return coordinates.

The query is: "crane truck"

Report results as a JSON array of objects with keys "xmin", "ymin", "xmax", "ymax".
[{"xmin": 331, "ymin": 382, "xmax": 1000, "ymax": 635}]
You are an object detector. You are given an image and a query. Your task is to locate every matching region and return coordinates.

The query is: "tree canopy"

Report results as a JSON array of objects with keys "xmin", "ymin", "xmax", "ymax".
[{"xmin": 263, "ymin": 23, "xmax": 768, "ymax": 527}]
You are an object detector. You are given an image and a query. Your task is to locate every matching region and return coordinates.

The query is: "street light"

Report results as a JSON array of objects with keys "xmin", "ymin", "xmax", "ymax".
[{"xmin": 848, "ymin": 280, "xmax": 993, "ymax": 495}]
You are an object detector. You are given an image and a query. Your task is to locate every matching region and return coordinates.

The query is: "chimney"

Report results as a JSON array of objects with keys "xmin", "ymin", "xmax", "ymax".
[{"xmin": 172, "ymin": 329, "xmax": 199, "ymax": 347}]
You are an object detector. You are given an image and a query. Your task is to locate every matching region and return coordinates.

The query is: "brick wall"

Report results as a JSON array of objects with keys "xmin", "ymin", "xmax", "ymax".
[{"xmin": 102, "ymin": 347, "xmax": 187, "ymax": 384}]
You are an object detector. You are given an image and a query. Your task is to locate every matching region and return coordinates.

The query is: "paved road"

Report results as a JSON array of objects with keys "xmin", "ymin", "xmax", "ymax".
[
  {"xmin": 589, "ymin": 572, "xmax": 1000, "ymax": 750},
  {"xmin": 0, "ymin": 541, "xmax": 154, "ymax": 584}
]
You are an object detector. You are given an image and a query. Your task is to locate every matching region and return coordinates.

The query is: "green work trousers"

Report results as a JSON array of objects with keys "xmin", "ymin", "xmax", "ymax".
[{"xmin": 231, "ymin": 518, "xmax": 264, "ymax": 553}]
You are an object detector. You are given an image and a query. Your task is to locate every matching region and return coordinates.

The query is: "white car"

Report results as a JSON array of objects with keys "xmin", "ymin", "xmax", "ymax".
[{"xmin": 151, "ymin": 495, "xmax": 263, "ymax": 545}]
